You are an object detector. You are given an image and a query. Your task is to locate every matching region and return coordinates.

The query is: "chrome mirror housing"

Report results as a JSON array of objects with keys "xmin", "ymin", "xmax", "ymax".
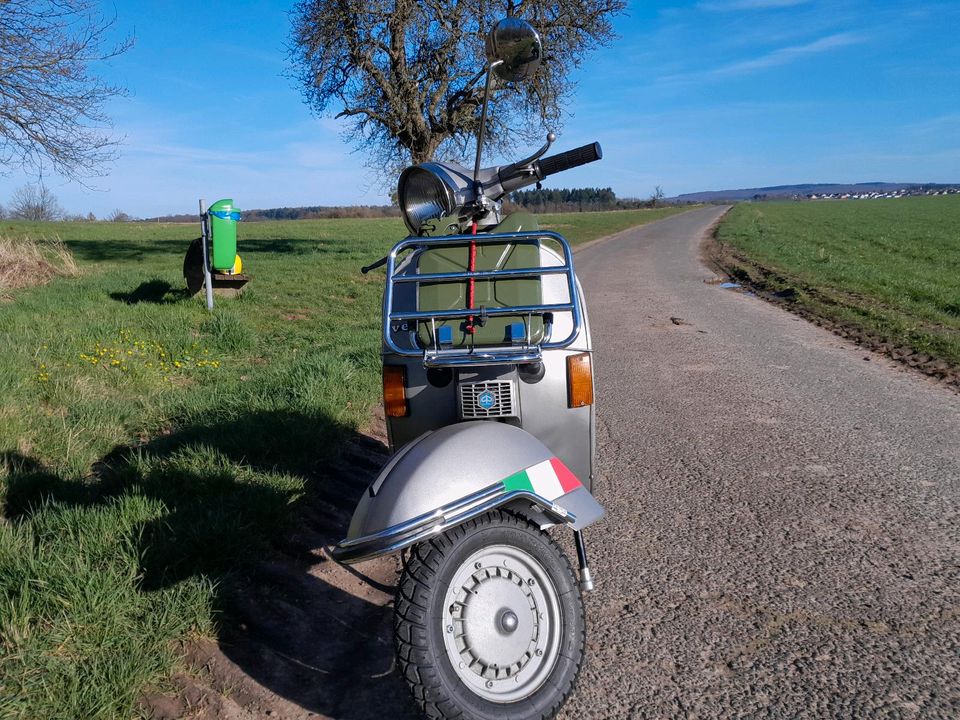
[{"xmin": 485, "ymin": 18, "xmax": 542, "ymax": 82}]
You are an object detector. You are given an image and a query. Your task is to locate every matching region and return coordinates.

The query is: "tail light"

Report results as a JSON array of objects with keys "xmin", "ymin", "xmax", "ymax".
[
  {"xmin": 383, "ymin": 365, "xmax": 408, "ymax": 417},
  {"xmin": 566, "ymin": 352, "xmax": 593, "ymax": 408}
]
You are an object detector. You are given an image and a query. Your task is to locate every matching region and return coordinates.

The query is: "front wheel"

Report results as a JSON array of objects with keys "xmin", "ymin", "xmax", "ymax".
[{"xmin": 394, "ymin": 510, "xmax": 584, "ymax": 720}]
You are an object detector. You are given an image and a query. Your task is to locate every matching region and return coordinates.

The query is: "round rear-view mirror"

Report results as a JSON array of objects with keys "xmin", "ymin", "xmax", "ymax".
[{"xmin": 485, "ymin": 18, "xmax": 542, "ymax": 82}]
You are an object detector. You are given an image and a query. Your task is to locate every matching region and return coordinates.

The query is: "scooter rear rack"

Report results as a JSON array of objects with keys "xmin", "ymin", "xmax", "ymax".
[{"xmin": 383, "ymin": 230, "xmax": 583, "ymax": 366}]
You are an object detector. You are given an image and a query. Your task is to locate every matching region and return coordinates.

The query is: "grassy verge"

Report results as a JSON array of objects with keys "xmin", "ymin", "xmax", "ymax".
[
  {"xmin": 0, "ymin": 206, "xmax": 690, "ymax": 718},
  {"xmin": 713, "ymin": 197, "xmax": 960, "ymax": 378},
  {"xmin": 0, "ymin": 234, "xmax": 78, "ymax": 292},
  {"xmin": 0, "ymin": 217, "xmax": 393, "ymax": 718}
]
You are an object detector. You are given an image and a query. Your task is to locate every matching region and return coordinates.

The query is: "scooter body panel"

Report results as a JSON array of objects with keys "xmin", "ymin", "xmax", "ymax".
[
  {"xmin": 383, "ymin": 228, "xmax": 596, "ymax": 491},
  {"xmin": 332, "ymin": 421, "xmax": 604, "ymax": 564}
]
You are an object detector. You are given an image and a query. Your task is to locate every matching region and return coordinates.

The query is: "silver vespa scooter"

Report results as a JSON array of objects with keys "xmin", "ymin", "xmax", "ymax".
[{"xmin": 333, "ymin": 18, "xmax": 605, "ymax": 720}]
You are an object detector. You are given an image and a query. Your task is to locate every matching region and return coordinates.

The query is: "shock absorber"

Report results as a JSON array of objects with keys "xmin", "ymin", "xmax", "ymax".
[{"xmin": 574, "ymin": 530, "xmax": 594, "ymax": 591}]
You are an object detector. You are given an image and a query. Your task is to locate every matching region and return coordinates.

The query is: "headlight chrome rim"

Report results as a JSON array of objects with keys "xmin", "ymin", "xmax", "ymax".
[{"xmin": 397, "ymin": 163, "xmax": 463, "ymax": 234}]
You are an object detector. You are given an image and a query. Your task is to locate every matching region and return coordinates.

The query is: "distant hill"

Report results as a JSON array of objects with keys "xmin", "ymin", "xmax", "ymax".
[{"xmin": 670, "ymin": 182, "xmax": 959, "ymax": 203}]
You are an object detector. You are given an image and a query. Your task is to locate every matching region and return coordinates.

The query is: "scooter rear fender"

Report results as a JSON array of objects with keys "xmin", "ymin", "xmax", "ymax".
[{"xmin": 332, "ymin": 422, "xmax": 604, "ymax": 564}]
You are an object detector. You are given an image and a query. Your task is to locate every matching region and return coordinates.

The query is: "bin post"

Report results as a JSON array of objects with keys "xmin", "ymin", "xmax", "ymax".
[{"xmin": 199, "ymin": 198, "xmax": 214, "ymax": 311}]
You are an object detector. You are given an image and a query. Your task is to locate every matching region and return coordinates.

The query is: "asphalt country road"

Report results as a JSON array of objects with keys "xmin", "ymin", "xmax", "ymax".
[{"xmin": 558, "ymin": 206, "xmax": 960, "ymax": 719}]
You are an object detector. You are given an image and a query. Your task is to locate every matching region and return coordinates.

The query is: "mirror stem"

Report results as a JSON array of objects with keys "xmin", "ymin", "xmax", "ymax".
[{"xmin": 473, "ymin": 60, "xmax": 503, "ymax": 196}]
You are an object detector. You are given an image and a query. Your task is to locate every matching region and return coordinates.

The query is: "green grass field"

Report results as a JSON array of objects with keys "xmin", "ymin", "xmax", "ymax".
[
  {"xmin": 715, "ymin": 197, "xmax": 960, "ymax": 368},
  {"xmin": 0, "ymin": 206, "xmax": 686, "ymax": 719}
]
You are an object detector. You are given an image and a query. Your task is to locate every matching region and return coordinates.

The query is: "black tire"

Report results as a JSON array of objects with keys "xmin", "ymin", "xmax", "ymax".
[
  {"xmin": 183, "ymin": 237, "xmax": 205, "ymax": 296},
  {"xmin": 394, "ymin": 510, "xmax": 585, "ymax": 720}
]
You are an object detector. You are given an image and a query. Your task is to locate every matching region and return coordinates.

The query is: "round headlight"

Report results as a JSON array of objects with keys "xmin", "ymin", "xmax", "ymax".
[{"xmin": 397, "ymin": 165, "xmax": 457, "ymax": 234}]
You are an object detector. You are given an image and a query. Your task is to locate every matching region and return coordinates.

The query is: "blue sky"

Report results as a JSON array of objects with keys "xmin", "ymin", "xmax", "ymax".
[{"xmin": 1, "ymin": 0, "xmax": 957, "ymax": 217}]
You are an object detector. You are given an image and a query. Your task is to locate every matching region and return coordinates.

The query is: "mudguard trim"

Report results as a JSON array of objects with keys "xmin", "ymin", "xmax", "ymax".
[
  {"xmin": 332, "ymin": 484, "xmax": 575, "ymax": 564},
  {"xmin": 332, "ymin": 455, "xmax": 603, "ymax": 564}
]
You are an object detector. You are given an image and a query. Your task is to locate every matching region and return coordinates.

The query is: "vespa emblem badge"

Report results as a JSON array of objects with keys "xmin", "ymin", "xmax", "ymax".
[{"xmin": 477, "ymin": 390, "xmax": 497, "ymax": 411}]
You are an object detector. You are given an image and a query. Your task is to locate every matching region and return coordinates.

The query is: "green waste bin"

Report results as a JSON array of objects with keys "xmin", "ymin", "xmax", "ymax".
[{"xmin": 208, "ymin": 198, "xmax": 240, "ymax": 272}]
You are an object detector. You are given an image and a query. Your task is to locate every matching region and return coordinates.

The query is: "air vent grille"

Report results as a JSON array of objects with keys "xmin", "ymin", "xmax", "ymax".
[{"xmin": 459, "ymin": 381, "xmax": 516, "ymax": 419}]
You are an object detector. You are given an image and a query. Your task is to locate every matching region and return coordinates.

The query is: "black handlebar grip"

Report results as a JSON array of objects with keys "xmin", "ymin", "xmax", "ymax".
[{"xmin": 535, "ymin": 142, "xmax": 602, "ymax": 179}]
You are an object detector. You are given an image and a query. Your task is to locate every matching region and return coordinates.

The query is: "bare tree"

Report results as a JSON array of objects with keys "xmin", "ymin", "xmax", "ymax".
[
  {"xmin": 108, "ymin": 208, "xmax": 130, "ymax": 222},
  {"xmin": 0, "ymin": 0, "xmax": 133, "ymax": 179},
  {"xmin": 650, "ymin": 185, "xmax": 664, "ymax": 207},
  {"xmin": 0, "ymin": 202, "xmax": 6, "ymax": 220},
  {"xmin": 9, "ymin": 184, "xmax": 63, "ymax": 221},
  {"xmin": 289, "ymin": 0, "xmax": 625, "ymax": 175}
]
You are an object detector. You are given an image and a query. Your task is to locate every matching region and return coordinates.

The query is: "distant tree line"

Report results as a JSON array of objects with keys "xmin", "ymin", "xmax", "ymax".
[
  {"xmin": 1, "ymin": 184, "xmax": 675, "ymax": 225},
  {"xmin": 509, "ymin": 186, "xmax": 670, "ymax": 212},
  {"xmin": 0, "ymin": 184, "xmax": 404, "ymax": 224},
  {"xmin": 510, "ymin": 187, "xmax": 617, "ymax": 212},
  {"xmin": 241, "ymin": 205, "xmax": 400, "ymax": 221},
  {"xmin": 146, "ymin": 206, "xmax": 401, "ymax": 223}
]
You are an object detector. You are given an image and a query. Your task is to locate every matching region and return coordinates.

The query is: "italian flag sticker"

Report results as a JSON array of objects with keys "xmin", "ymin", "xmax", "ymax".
[{"xmin": 501, "ymin": 457, "xmax": 582, "ymax": 501}]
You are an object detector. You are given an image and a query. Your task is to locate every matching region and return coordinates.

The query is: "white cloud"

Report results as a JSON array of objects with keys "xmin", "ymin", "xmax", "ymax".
[
  {"xmin": 659, "ymin": 31, "xmax": 868, "ymax": 84},
  {"xmin": 712, "ymin": 31, "xmax": 866, "ymax": 75}
]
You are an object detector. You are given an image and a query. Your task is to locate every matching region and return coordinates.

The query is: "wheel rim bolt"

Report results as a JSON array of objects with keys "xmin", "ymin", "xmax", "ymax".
[
  {"xmin": 475, "ymin": 562, "xmax": 482, "ymax": 569},
  {"xmin": 446, "ymin": 625, "xmax": 453, "ymax": 633},
  {"xmin": 536, "ymin": 649, "xmax": 543, "ymax": 657},
  {"xmin": 486, "ymin": 680, "xmax": 494, "ymax": 688},
  {"xmin": 528, "ymin": 578, "xmax": 535, "ymax": 586}
]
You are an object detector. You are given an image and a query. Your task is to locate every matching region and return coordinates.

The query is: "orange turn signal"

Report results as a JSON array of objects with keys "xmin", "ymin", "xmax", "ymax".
[
  {"xmin": 383, "ymin": 365, "xmax": 408, "ymax": 417},
  {"xmin": 566, "ymin": 352, "xmax": 593, "ymax": 408}
]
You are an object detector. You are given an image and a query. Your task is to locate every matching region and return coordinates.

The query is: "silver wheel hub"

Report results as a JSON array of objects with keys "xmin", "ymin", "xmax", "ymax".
[
  {"xmin": 499, "ymin": 610, "xmax": 519, "ymax": 633},
  {"xmin": 442, "ymin": 544, "xmax": 562, "ymax": 703}
]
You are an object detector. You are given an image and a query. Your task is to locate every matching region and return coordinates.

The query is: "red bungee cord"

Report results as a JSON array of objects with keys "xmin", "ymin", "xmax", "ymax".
[{"xmin": 466, "ymin": 219, "xmax": 478, "ymax": 334}]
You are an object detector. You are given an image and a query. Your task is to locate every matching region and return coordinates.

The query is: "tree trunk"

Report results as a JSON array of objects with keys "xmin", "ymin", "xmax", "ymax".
[{"xmin": 409, "ymin": 134, "xmax": 443, "ymax": 165}]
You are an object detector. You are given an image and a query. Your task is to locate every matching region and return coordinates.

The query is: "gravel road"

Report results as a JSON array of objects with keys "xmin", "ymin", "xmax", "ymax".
[{"xmin": 560, "ymin": 206, "xmax": 960, "ymax": 718}]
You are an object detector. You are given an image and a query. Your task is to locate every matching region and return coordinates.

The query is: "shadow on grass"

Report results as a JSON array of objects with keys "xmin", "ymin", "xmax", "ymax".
[
  {"xmin": 67, "ymin": 237, "xmax": 313, "ymax": 264},
  {"xmin": 2, "ymin": 408, "xmax": 419, "ymax": 720},
  {"xmin": 236, "ymin": 238, "xmax": 312, "ymax": 255},
  {"xmin": 109, "ymin": 279, "xmax": 192, "ymax": 305},
  {"xmin": 67, "ymin": 240, "xmax": 192, "ymax": 264}
]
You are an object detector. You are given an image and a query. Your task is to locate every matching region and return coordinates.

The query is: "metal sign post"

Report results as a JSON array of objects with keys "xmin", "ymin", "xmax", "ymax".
[{"xmin": 198, "ymin": 198, "xmax": 214, "ymax": 311}]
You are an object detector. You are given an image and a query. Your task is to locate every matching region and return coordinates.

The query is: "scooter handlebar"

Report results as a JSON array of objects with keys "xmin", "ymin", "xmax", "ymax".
[{"xmin": 535, "ymin": 142, "xmax": 603, "ymax": 180}]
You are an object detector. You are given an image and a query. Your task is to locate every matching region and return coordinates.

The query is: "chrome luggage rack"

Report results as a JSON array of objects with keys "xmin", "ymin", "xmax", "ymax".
[{"xmin": 383, "ymin": 230, "xmax": 583, "ymax": 366}]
